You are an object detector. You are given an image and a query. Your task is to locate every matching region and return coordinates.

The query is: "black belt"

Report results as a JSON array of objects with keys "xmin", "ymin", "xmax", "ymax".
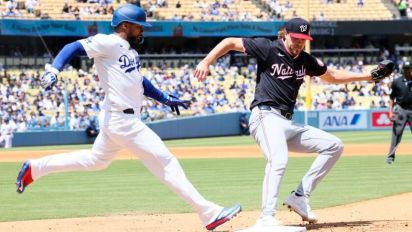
[
  {"xmin": 400, "ymin": 105, "xmax": 412, "ymax": 110},
  {"xmin": 123, "ymin": 108, "xmax": 135, "ymax": 114},
  {"xmin": 257, "ymin": 105, "xmax": 293, "ymax": 120}
]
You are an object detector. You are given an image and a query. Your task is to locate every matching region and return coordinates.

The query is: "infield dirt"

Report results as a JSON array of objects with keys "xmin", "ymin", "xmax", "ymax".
[{"xmin": 0, "ymin": 143, "xmax": 411, "ymax": 232}]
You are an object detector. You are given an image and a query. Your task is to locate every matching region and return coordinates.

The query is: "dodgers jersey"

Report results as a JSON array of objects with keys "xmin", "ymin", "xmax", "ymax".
[
  {"xmin": 243, "ymin": 38, "xmax": 327, "ymax": 112},
  {"xmin": 79, "ymin": 34, "xmax": 144, "ymax": 112}
]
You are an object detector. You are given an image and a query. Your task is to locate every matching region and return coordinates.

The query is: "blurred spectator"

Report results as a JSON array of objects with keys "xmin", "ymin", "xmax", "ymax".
[
  {"xmin": 40, "ymin": 11, "xmax": 50, "ymax": 19},
  {"xmin": 0, "ymin": 118, "xmax": 15, "ymax": 148},
  {"xmin": 25, "ymin": 0, "xmax": 37, "ymax": 14},
  {"xmin": 398, "ymin": 0, "xmax": 407, "ymax": 17}
]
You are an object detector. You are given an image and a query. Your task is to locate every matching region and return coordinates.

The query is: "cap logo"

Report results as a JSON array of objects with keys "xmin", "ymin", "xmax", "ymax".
[{"xmin": 300, "ymin": 25, "xmax": 307, "ymax": 32}]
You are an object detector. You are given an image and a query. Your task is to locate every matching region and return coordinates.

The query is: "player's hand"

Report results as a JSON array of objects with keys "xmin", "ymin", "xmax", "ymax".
[
  {"xmin": 389, "ymin": 111, "xmax": 395, "ymax": 121},
  {"xmin": 194, "ymin": 60, "xmax": 210, "ymax": 81},
  {"xmin": 40, "ymin": 72, "xmax": 57, "ymax": 90},
  {"xmin": 164, "ymin": 95, "xmax": 190, "ymax": 115}
]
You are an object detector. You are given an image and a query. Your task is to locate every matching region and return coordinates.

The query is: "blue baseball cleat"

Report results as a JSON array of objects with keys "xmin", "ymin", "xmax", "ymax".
[
  {"xmin": 206, "ymin": 204, "xmax": 241, "ymax": 231},
  {"xmin": 16, "ymin": 160, "xmax": 33, "ymax": 194}
]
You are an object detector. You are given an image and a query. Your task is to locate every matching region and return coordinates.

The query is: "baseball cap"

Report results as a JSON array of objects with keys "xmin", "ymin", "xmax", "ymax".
[{"xmin": 285, "ymin": 18, "xmax": 313, "ymax": 41}]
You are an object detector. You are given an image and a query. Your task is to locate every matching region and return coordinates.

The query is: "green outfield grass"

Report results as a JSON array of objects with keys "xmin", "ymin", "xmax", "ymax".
[
  {"xmin": 1, "ymin": 156, "xmax": 411, "ymax": 222},
  {"xmin": 1, "ymin": 131, "xmax": 411, "ymax": 222},
  {"xmin": 0, "ymin": 130, "xmax": 411, "ymax": 152}
]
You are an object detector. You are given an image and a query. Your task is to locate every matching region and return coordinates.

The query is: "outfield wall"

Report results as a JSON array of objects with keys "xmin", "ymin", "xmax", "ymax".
[{"xmin": 11, "ymin": 109, "xmax": 392, "ymax": 147}]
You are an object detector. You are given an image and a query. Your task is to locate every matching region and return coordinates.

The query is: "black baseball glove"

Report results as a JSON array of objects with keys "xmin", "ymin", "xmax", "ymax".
[{"xmin": 371, "ymin": 59, "xmax": 395, "ymax": 82}]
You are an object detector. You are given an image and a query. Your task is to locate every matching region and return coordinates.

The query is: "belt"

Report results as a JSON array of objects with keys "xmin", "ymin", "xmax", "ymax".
[
  {"xmin": 257, "ymin": 105, "xmax": 293, "ymax": 120},
  {"xmin": 400, "ymin": 105, "xmax": 412, "ymax": 110},
  {"xmin": 122, "ymin": 108, "xmax": 135, "ymax": 114}
]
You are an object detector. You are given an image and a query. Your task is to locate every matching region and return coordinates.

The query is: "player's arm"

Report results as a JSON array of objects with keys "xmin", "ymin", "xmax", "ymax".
[
  {"xmin": 40, "ymin": 41, "xmax": 87, "ymax": 90},
  {"xmin": 320, "ymin": 60, "xmax": 394, "ymax": 84},
  {"xmin": 195, "ymin": 38, "xmax": 245, "ymax": 81},
  {"xmin": 142, "ymin": 77, "xmax": 190, "ymax": 115},
  {"xmin": 319, "ymin": 68, "xmax": 373, "ymax": 84}
]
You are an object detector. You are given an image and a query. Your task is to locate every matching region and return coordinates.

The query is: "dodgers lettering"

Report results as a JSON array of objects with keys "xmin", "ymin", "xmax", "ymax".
[{"xmin": 119, "ymin": 55, "xmax": 141, "ymax": 73}]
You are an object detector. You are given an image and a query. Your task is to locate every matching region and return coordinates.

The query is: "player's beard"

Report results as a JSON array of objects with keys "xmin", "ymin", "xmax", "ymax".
[
  {"xmin": 290, "ymin": 45, "xmax": 304, "ymax": 56},
  {"xmin": 127, "ymin": 34, "xmax": 144, "ymax": 51}
]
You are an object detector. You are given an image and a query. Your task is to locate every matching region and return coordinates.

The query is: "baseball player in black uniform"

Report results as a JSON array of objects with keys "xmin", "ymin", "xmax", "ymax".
[
  {"xmin": 194, "ymin": 17, "xmax": 393, "ymax": 229},
  {"xmin": 386, "ymin": 62, "xmax": 412, "ymax": 164}
]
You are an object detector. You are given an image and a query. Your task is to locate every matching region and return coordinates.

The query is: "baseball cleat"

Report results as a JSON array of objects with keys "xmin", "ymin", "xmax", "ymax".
[
  {"xmin": 283, "ymin": 192, "xmax": 317, "ymax": 224},
  {"xmin": 386, "ymin": 155, "xmax": 395, "ymax": 165},
  {"xmin": 16, "ymin": 160, "xmax": 33, "ymax": 194},
  {"xmin": 206, "ymin": 204, "xmax": 241, "ymax": 231}
]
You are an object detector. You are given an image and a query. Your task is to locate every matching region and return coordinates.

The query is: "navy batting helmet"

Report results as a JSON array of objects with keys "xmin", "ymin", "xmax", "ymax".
[{"xmin": 111, "ymin": 4, "xmax": 152, "ymax": 28}]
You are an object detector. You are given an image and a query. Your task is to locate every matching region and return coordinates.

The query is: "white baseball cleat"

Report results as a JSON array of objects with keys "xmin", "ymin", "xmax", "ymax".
[{"xmin": 283, "ymin": 193, "xmax": 317, "ymax": 224}]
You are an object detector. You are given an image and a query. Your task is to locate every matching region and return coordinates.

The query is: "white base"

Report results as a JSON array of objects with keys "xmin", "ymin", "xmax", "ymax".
[{"xmin": 236, "ymin": 225, "xmax": 306, "ymax": 232}]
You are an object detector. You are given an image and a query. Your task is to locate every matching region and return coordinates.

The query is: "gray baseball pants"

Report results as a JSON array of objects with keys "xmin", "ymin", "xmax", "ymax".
[
  {"xmin": 387, "ymin": 105, "xmax": 412, "ymax": 159},
  {"xmin": 248, "ymin": 106, "xmax": 344, "ymax": 217}
]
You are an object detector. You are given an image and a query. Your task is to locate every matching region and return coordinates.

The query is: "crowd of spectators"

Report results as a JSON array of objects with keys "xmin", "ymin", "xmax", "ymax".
[
  {"xmin": 1, "ymin": 0, "xmax": 114, "ymax": 20},
  {"xmin": 149, "ymin": 0, "xmax": 274, "ymax": 21},
  {"xmin": 62, "ymin": 0, "xmax": 114, "ymax": 20},
  {"xmin": 1, "ymin": 56, "xmax": 408, "ymax": 133},
  {"xmin": 261, "ymin": 0, "xmax": 291, "ymax": 20},
  {"xmin": 397, "ymin": 0, "xmax": 412, "ymax": 18},
  {"xmin": 1, "ymin": 0, "xmax": 33, "ymax": 17}
]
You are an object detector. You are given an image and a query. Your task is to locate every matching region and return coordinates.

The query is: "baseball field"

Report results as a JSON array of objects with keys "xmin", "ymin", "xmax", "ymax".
[{"xmin": 0, "ymin": 130, "xmax": 411, "ymax": 232}]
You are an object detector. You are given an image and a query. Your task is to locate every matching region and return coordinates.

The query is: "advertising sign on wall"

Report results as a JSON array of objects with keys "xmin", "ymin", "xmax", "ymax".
[
  {"xmin": 371, "ymin": 111, "xmax": 392, "ymax": 128},
  {"xmin": 319, "ymin": 111, "xmax": 367, "ymax": 130}
]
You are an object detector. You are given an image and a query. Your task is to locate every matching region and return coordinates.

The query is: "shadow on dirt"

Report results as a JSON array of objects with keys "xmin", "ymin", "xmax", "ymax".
[{"xmin": 305, "ymin": 220, "xmax": 406, "ymax": 230}]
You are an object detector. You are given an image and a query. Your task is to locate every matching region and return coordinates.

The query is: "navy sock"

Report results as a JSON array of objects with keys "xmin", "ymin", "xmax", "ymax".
[{"xmin": 294, "ymin": 192, "xmax": 303, "ymax": 197}]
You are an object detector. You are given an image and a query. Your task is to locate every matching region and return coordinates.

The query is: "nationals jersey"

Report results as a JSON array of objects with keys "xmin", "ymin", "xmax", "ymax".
[
  {"xmin": 79, "ymin": 34, "xmax": 144, "ymax": 112},
  {"xmin": 243, "ymin": 38, "xmax": 327, "ymax": 112}
]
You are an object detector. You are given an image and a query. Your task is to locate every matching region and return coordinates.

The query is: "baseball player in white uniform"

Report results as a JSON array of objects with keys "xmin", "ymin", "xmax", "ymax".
[
  {"xmin": 0, "ymin": 118, "xmax": 14, "ymax": 148},
  {"xmin": 16, "ymin": 4, "xmax": 240, "ymax": 231}
]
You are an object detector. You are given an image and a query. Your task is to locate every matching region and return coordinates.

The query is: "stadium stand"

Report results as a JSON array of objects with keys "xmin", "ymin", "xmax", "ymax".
[
  {"xmin": 0, "ymin": 0, "xmax": 398, "ymax": 21},
  {"xmin": 260, "ymin": 0, "xmax": 396, "ymax": 20},
  {"xmin": 0, "ymin": 60, "xmax": 397, "ymax": 132}
]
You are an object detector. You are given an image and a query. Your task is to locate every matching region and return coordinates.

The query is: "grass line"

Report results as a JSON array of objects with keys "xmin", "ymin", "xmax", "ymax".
[{"xmin": 1, "ymin": 156, "xmax": 411, "ymax": 221}]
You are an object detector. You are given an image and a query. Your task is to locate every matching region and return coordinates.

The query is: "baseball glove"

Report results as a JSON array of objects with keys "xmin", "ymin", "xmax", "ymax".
[{"xmin": 371, "ymin": 59, "xmax": 395, "ymax": 82}]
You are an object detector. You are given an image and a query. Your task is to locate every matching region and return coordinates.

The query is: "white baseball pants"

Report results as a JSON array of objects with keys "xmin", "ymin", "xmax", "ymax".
[
  {"xmin": 248, "ymin": 106, "xmax": 344, "ymax": 217},
  {"xmin": 30, "ymin": 110, "xmax": 222, "ymax": 225},
  {"xmin": 0, "ymin": 134, "xmax": 13, "ymax": 148}
]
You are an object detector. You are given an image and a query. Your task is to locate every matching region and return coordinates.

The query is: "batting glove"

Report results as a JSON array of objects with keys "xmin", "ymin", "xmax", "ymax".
[
  {"xmin": 40, "ymin": 66, "xmax": 59, "ymax": 90},
  {"xmin": 164, "ymin": 95, "xmax": 190, "ymax": 115}
]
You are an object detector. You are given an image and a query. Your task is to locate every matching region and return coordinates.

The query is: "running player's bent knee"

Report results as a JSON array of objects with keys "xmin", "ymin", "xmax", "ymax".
[{"xmin": 330, "ymin": 138, "xmax": 344, "ymax": 156}]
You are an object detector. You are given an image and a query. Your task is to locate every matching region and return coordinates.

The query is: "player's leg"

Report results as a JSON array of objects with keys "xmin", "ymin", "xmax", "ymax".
[
  {"xmin": 4, "ymin": 135, "xmax": 12, "ymax": 148},
  {"xmin": 16, "ymin": 130, "xmax": 121, "ymax": 193},
  {"xmin": 287, "ymin": 124, "xmax": 343, "ymax": 197},
  {"xmin": 387, "ymin": 107, "xmax": 408, "ymax": 164},
  {"xmin": 0, "ymin": 135, "xmax": 4, "ymax": 147},
  {"xmin": 407, "ymin": 111, "xmax": 412, "ymax": 133},
  {"xmin": 248, "ymin": 107, "xmax": 289, "ymax": 224},
  {"xmin": 284, "ymin": 124, "xmax": 343, "ymax": 222},
  {"xmin": 113, "ymin": 120, "xmax": 239, "ymax": 229}
]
